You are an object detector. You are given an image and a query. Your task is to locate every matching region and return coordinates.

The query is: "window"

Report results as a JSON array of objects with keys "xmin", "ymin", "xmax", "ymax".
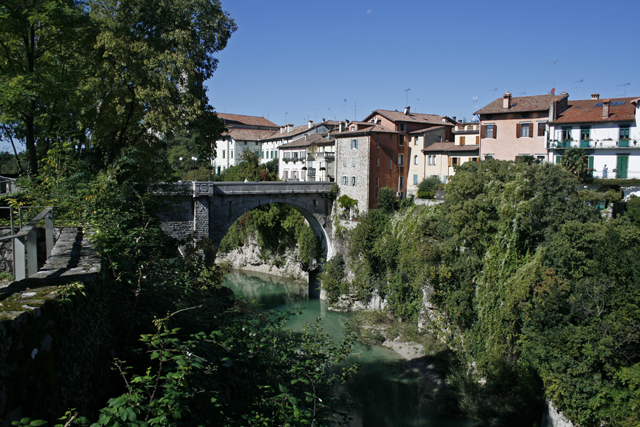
[
  {"xmin": 274, "ymin": 150, "xmax": 278, "ymax": 158},
  {"xmin": 351, "ymin": 176, "xmax": 357, "ymax": 186},
  {"xmin": 343, "ymin": 157, "xmax": 347, "ymax": 167},
  {"xmin": 398, "ymin": 154, "xmax": 404, "ymax": 166},
  {"xmin": 482, "ymin": 124, "xmax": 496, "ymax": 139},
  {"xmin": 351, "ymin": 139, "xmax": 358, "ymax": 149},
  {"xmin": 414, "ymin": 136, "xmax": 418, "ymax": 146},
  {"xmin": 433, "ymin": 155, "xmax": 436, "ymax": 166},
  {"xmin": 538, "ymin": 123, "xmax": 546, "ymax": 137},
  {"xmin": 244, "ymin": 141, "xmax": 247, "ymax": 145},
  {"xmin": 399, "ymin": 176, "xmax": 404, "ymax": 189},
  {"xmin": 555, "ymin": 155, "xmax": 562, "ymax": 164},
  {"xmin": 376, "ymin": 157, "xmax": 379, "ymax": 167},
  {"xmin": 222, "ymin": 150, "xmax": 225, "ymax": 159},
  {"xmin": 301, "ymin": 170, "xmax": 306, "ymax": 180},
  {"xmin": 562, "ymin": 127, "xmax": 571, "ymax": 142},
  {"xmin": 293, "ymin": 151, "xmax": 298, "ymax": 159},
  {"xmin": 460, "ymin": 136, "xmax": 466, "ymax": 146},
  {"xmin": 448, "ymin": 157, "xmax": 459, "ymax": 167},
  {"xmin": 398, "ymin": 123, "xmax": 406, "ymax": 132},
  {"xmin": 620, "ymin": 126, "xmax": 631, "ymax": 140},
  {"xmin": 414, "ymin": 155, "xmax": 418, "ymax": 165},
  {"xmin": 617, "ymin": 154, "xmax": 629, "ymax": 178},
  {"xmin": 284, "ymin": 171, "xmax": 289, "ymax": 179},
  {"xmin": 413, "ymin": 174, "xmax": 418, "ymax": 185},
  {"xmin": 580, "ymin": 127, "xmax": 591, "ymax": 147},
  {"xmin": 352, "ymin": 157, "xmax": 356, "ymax": 167},
  {"xmin": 230, "ymin": 150, "xmax": 233, "ymax": 158},
  {"xmin": 342, "ymin": 176, "xmax": 348, "ymax": 185},
  {"xmin": 261, "ymin": 151, "xmax": 264, "ymax": 159},
  {"xmin": 376, "ymin": 139, "xmax": 380, "ymax": 149},
  {"xmin": 376, "ymin": 177, "xmax": 379, "ymax": 187},
  {"xmin": 398, "ymin": 135, "xmax": 405, "ymax": 146},
  {"xmin": 517, "ymin": 123, "xmax": 531, "ymax": 138},
  {"xmin": 284, "ymin": 152, "xmax": 290, "ymax": 159},
  {"xmin": 389, "ymin": 159, "xmax": 392, "ymax": 169}
]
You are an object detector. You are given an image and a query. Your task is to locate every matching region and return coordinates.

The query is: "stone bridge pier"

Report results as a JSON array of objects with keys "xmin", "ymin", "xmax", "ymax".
[{"xmin": 158, "ymin": 181, "xmax": 336, "ymax": 264}]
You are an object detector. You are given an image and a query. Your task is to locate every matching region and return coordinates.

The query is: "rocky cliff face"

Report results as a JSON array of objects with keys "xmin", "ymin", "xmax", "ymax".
[{"xmin": 215, "ymin": 234, "xmax": 308, "ymax": 282}]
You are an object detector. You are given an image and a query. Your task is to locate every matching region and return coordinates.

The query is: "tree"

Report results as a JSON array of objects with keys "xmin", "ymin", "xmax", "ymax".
[
  {"xmin": 376, "ymin": 187, "xmax": 395, "ymax": 213},
  {"xmin": 0, "ymin": 0, "xmax": 236, "ymax": 174},
  {"xmin": 561, "ymin": 148, "xmax": 590, "ymax": 182}
]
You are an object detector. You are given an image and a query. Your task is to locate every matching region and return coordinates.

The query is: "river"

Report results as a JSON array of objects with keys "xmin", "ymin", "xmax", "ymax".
[{"xmin": 222, "ymin": 269, "xmax": 472, "ymax": 427}]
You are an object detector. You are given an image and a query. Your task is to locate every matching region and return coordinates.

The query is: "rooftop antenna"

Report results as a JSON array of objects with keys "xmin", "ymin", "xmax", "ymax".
[
  {"xmin": 328, "ymin": 107, "xmax": 330, "ymax": 120},
  {"xmin": 574, "ymin": 79, "xmax": 584, "ymax": 98},
  {"xmin": 416, "ymin": 98, "xmax": 420, "ymax": 113},
  {"xmin": 354, "ymin": 101, "xmax": 357, "ymax": 121},
  {"xmin": 489, "ymin": 87, "xmax": 497, "ymax": 99},
  {"xmin": 285, "ymin": 112, "xmax": 288, "ymax": 123},
  {"xmin": 342, "ymin": 99, "xmax": 347, "ymax": 118},
  {"xmin": 517, "ymin": 92, "xmax": 526, "ymax": 95},
  {"xmin": 547, "ymin": 59, "xmax": 559, "ymax": 90},
  {"xmin": 404, "ymin": 88, "xmax": 410, "ymax": 106},
  {"xmin": 617, "ymin": 82, "xmax": 631, "ymax": 97}
]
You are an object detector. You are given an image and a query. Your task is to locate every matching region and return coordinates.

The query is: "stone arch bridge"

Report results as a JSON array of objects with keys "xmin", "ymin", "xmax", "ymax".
[{"xmin": 157, "ymin": 181, "xmax": 336, "ymax": 260}]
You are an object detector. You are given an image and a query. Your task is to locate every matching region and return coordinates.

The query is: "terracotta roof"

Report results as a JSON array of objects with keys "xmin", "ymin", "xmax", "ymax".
[
  {"xmin": 409, "ymin": 125, "xmax": 447, "ymax": 135},
  {"xmin": 475, "ymin": 93, "xmax": 567, "ymax": 115},
  {"xmin": 422, "ymin": 143, "xmax": 479, "ymax": 153},
  {"xmin": 278, "ymin": 133, "xmax": 335, "ymax": 149},
  {"xmin": 365, "ymin": 109, "xmax": 453, "ymax": 126},
  {"xmin": 549, "ymin": 97, "xmax": 637, "ymax": 124},
  {"xmin": 224, "ymin": 128, "xmax": 277, "ymax": 141},
  {"xmin": 216, "ymin": 113, "xmax": 279, "ymax": 128}
]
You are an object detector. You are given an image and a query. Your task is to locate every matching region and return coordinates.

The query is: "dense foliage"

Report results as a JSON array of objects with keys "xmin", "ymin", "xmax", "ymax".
[
  {"xmin": 322, "ymin": 159, "xmax": 640, "ymax": 426},
  {"xmin": 1, "ymin": 0, "xmax": 235, "ymax": 175}
]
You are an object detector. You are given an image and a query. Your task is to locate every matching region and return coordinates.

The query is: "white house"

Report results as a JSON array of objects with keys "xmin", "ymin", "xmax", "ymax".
[
  {"xmin": 547, "ymin": 95, "xmax": 640, "ymax": 179},
  {"xmin": 278, "ymin": 132, "xmax": 336, "ymax": 182},
  {"xmin": 212, "ymin": 113, "xmax": 279, "ymax": 174}
]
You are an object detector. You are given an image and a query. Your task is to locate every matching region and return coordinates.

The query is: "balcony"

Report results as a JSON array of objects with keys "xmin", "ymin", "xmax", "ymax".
[{"xmin": 549, "ymin": 139, "xmax": 638, "ymax": 149}]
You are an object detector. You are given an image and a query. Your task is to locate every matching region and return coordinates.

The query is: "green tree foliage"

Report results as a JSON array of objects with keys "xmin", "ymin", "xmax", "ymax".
[
  {"xmin": 626, "ymin": 195, "xmax": 640, "ymax": 225},
  {"xmin": 217, "ymin": 150, "xmax": 278, "ymax": 182},
  {"xmin": 336, "ymin": 194, "xmax": 357, "ymax": 219},
  {"xmin": 318, "ymin": 254, "xmax": 347, "ymax": 304},
  {"xmin": 0, "ymin": 0, "xmax": 236, "ymax": 174},
  {"xmin": 376, "ymin": 187, "xmax": 395, "ymax": 213},
  {"xmin": 416, "ymin": 176, "xmax": 441, "ymax": 198},
  {"xmin": 561, "ymin": 147, "xmax": 590, "ymax": 182}
]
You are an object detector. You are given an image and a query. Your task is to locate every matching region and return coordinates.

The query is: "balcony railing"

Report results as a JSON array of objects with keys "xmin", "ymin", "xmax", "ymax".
[{"xmin": 549, "ymin": 139, "xmax": 637, "ymax": 149}]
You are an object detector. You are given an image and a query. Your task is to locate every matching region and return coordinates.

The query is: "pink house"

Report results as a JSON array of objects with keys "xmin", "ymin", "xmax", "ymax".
[{"xmin": 476, "ymin": 92, "xmax": 569, "ymax": 161}]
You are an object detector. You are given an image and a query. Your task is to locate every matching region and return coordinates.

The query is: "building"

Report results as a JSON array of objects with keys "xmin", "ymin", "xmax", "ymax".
[
  {"xmin": 476, "ymin": 92, "xmax": 569, "ymax": 161},
  {"xmin": 278, "ymin": 132, "xmax": 336, "ymax": 182},
  {"xmin": 547, "ymin": 94, "xmax": 640, "ymax": 178},
  {"xmin": 264, "ymin": 119, "xmax": 341, "ymax": 173},
  {"xmin": 213, "ymin": 113, "xmax": 279, "ymax": 174},
  {"xmin": 409, "ymin": 123, "xmax": 480, "ymax": 191},
  {"xmin": 334, "ymin": 107, "xmax": 454, "ymax": 212}
]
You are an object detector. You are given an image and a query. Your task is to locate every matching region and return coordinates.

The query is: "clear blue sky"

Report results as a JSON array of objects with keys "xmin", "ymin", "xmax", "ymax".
[{"xmin": 208, "ymin": 0, "xmax": 640, "ymax": 125}]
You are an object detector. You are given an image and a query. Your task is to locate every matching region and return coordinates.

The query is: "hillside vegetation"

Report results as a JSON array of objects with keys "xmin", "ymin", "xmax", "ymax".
[{"xmin": 322, "ymin": 160, "xmax": 640, "ymax": 427}]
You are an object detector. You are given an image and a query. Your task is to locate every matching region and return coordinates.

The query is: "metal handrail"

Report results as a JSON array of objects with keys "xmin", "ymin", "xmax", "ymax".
[{"xmin": 0, "ymin": 206, "xmax": 53, "ymax": 280}]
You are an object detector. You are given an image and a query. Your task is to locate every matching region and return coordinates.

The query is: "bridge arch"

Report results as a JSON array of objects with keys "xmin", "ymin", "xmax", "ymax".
[{"xmin": 158, "ymin": 181, "xmax": 336, "ymax": 262}]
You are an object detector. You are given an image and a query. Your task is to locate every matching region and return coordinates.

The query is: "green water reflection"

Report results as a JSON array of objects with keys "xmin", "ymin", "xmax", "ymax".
[{"xmin": 222, "ymin": 269, "xmax": 471, "ymax": 427}]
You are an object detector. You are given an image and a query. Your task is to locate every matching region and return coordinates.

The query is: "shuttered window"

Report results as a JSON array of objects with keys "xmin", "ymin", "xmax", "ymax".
[
  {"xmin": 538, "ymin": 123, "xmax": 546, "ymax": 137},
  {"xmin": 460, "ymin": 136, "xmax": 466, "ymax": 146},
  {"xmin": 482, "ymin": 125, "xmax": 496, "ymax": 138}
]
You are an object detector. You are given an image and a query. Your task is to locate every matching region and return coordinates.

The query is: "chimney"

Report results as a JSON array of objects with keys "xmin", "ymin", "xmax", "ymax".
[
  {"xmin": 280, "ymin": 126, "xmax": 284, "ymax": 134},
  {"xmin": 503, "ymin": 92, "xmax": 512, "ymax": 109},
  {"xmin": 592, "ymin": 94, "xmax": 600, "ymax": 100},
  {"xmin": 603, "ymin": 100, "xmax": 611, "ymax": 118},
  {"xmin": 322, "ymin": 118, "xmax": 326, "ymax": 123},
  {"xmin": 308, "ymin": 119, "xmax": 313, "ymax": 129},
  {"xmin": 549, "ymin": 100, "xmax": 557, "ymax": 121},
  {"xmin": 452, "ymin": 116, "xmax": 456, "ymax": 123},
  {"xmin": 339, "ymin": 122, "xmax": 344, "ymax": 132},
  {"xmin": 404, "ymin": 106, "xmax": 410, "ymax": 115},
  {"xmin": 304, "ymin": 134, "xmax": 308, "ymax": 141}
]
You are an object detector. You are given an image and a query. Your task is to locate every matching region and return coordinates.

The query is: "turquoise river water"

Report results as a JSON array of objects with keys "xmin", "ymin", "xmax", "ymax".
[{"xmin": 222, "ymin": 269, "xmax": 472, "ymax": 427}]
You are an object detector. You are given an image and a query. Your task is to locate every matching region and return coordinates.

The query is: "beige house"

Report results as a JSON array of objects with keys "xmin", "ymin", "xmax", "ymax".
[{"xmin": 476, "ymin": 92, "xmax": 569, "ymax": 161}]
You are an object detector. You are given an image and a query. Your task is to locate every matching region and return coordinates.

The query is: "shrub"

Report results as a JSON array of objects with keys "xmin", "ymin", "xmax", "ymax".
[
  {"xmin": 417, "ymin": 176, "xmax": 441, "ymax": 193},
  {"xmin": 376, "ymin": 187, "xmax": 395, "ymax": 213},
  {"xmin": 416, "ymin": 190, "xmax": 435, "ymax": 199}
]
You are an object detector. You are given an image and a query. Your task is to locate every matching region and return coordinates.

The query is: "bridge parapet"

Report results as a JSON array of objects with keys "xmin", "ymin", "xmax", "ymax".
[{"xmin": 191, "ymin": 181, "xmax": 333, "ymax": 196}]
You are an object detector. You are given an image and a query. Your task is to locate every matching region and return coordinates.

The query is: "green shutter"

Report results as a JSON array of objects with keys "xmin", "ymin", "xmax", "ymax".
[
  {"xmin": 556, "ymin": 155, "xmax": 562, "ymax": 164},
  {"xmin": 617, "ymin": 155, "xmax": 629, "ymax": 179},
  {"xmin": 588, "ymin": 156, "xmax": 594, "ymax": 178}
]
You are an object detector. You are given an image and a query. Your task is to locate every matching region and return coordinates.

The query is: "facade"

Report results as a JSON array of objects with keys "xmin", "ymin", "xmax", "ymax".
[
  {"xmin": 264, "ymin": 119, "xmax": 341, "ymax": 171},
  {"xmin": 278, "ymin": 133, "xmax": 336, "ymax": 182},
  {"xmin": 415, "ymin": 123, "xmax": 480, "ymax": 189},
  {"xmin": 213, "ymin": 113, "xmax": 279, "ymax": 174},
  {"xmin": 406, "ymin": 126, "xmax": 448, "ymax": 195},
  {"xmin": 334, "ymin": 107, "xmax": 454, "ymax": 212},
  {"xmin": 548, "ymin": 95, "xmax": 640, "ymax": 179},
  {"xmin": 476, "ymin": 92, "xmax": 569, "ymax": 161}
]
